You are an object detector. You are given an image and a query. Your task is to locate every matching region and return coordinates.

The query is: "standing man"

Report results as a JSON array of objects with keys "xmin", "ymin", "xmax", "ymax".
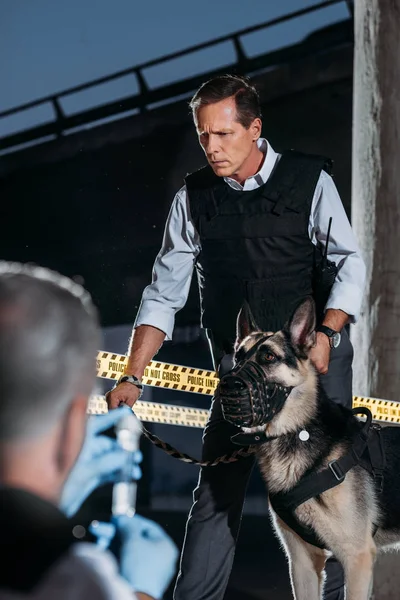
[{"xmin": 107, "ymin": 74, "xmax": 366, "ymax": 600}]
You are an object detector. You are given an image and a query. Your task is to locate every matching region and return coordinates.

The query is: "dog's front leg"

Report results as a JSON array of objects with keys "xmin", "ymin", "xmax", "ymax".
[
  {"xmin": 274, "ymin": 516, "xmax": 326, "ymax": 600},
  {"xmin": 341, "ymin": 544, "xmax": 376, "ymax": 600}
]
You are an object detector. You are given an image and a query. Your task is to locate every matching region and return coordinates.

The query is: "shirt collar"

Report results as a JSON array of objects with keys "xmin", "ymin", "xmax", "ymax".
[{"xmin": 223, "ymin": 138, "xmax": 279, "ymax": 191}]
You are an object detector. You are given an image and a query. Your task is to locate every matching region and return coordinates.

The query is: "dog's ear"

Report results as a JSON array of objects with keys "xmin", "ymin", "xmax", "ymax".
[
  {"xmin": 287, "ymin": 296, "xmax": 316, "ymax": 352},
  {"xmin": 235, "ymin": 301, "xmax": 260, "ymax": 348}
]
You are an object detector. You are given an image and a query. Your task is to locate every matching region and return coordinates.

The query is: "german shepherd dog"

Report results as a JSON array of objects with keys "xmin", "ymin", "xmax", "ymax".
[{"xmin": 217, "ymin": 297, "xmax": 400, "ymax": 600}]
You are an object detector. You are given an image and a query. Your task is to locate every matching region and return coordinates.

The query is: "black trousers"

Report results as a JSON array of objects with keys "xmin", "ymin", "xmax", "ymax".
[{"xmin": 173, "ymin": 329, "xmax": 354, "ymax": 600}]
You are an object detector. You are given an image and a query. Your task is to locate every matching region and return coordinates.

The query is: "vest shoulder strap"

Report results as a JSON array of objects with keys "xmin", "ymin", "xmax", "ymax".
[
  {"xmin": 263, "ymin": 149, "xmax": 333, "ymax": 215},
  {"xmin": 184, "ymin": 150, "xmax": 332, "ymax": 192},
  {"xmin": 184, "ymin": 149, "xmax": 333, "ymax": 221},
  {"xmin": 185, "ymin": 164, "xmax": 221, "ymax": 191}
]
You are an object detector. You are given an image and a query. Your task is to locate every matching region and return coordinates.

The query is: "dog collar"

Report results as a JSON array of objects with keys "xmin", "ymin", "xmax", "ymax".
[{"xmin": 230, "ymin": 429, "xmax": 278, "ymax": 446}]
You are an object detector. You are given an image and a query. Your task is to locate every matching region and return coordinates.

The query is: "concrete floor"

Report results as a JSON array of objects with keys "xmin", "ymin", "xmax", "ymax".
[
  {"xmin": 80, "ymin": 485, "xmax": 400, "ymax": 599},
  {"xmin": 152, "ymin": 510, "xmax": 400, "ymax": 600},
  {"xmin": 372, "ymin": 551, "xmax": 400, "ymax": 600}
]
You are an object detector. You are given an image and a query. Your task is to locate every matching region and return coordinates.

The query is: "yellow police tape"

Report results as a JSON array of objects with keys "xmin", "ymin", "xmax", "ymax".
[
  {"xmin": 96, "ymin": 351, "xmax": 219, "ymax": 395},
  {"xmin": 96, "ymin": 351, "xmax": 400, "ymax": 426},
  {"xmin": 88, "ymin": 395, "xmax": 209, "ymax": 428}
]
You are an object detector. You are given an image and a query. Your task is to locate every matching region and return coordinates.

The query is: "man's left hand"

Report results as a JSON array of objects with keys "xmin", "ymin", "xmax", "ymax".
[{"xmin": 309, "ymin": 332, "xmax": 331, "ymax": 374}]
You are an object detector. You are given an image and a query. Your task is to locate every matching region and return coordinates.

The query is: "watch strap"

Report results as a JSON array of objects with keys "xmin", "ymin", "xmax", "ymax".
[
  {"xmin": 317, "ymin": 325, "xmax": 337, "ymax": 338},
  {"xmin": 317, "ymin": 325, "xmax": 339, "ymax": 349}
]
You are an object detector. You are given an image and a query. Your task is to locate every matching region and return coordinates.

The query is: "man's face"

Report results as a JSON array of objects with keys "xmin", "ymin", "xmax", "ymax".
[{"xmin": 195, "ymin": 97, "xmax": 261, "ymax": 180}]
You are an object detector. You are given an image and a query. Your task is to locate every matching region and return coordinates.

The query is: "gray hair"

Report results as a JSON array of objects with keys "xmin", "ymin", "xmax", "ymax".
[{"xmin": 0, "ymin": 262, "xmax": 100, "ymax": 440}]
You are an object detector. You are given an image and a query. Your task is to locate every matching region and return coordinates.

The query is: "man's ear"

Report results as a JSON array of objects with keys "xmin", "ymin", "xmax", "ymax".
[
  {"xmin": 235, "ymin": 301, "xmax": 260, "ymax": 350},
  {"xmin": 250, "ymin": 117, "xmax": 262, "ymax": 141},
  {"xmin": 56, "ymin": 395, "xmax": 88, "ymax": 478},
  {"xmin": 287, "ymin": 297, "xmax": 316, "ymax": 353}
]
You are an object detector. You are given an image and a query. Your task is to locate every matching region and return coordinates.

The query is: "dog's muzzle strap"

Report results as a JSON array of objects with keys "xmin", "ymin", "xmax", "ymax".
[{"xmin": 218, "ymin": 360, "xmax": 293, "ymax": 430}]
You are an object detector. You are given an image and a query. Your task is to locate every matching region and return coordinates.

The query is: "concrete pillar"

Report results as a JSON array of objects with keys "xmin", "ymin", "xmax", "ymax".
[
  {"xmin": 352, "ymin": 1, "xmax": 400, "ymax": 597},
  {"xmin": 351, "ymin": 0, "xmax": 400, "ymax": 401}
]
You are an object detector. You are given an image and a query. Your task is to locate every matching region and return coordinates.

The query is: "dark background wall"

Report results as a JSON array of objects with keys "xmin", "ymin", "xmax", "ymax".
[
  {"xmin": 0, "ymin": 39, "xmax": 354, "ymax": 600},
  {"xmin": 0, "ymin": 44, "xmax": 353, "ymax": 331}
]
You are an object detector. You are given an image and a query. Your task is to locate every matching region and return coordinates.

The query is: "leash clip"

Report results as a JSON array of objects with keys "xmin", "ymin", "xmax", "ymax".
[{"xmin": 374, "ymin": 472, "xmax": 384, "ymax": 494}]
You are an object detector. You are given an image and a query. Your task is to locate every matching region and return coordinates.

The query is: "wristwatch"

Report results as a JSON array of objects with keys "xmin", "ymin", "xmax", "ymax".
[
  {"xmin": 317, "ymin": 325, "xmax": 341, "ymax": 349},
  {"xmin": 115, "ymin": 374, "xmax": 144, "ymax": 399}
]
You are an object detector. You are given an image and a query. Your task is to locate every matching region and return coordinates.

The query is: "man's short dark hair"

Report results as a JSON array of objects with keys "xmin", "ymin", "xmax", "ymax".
[{"xmin": 189, "ymin": 74, "xmax": 262, "ymax": 129}]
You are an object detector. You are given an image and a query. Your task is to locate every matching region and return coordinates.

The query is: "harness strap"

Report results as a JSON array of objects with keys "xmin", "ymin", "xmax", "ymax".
[
  {"xmin": 359, "ymin": 424, "xmax": 386, "ymax": 493},
  {"xmin": 261, "ymin": 150, "xmax": 333, "ymax": 216},
  {"xmin": 271, "ymin": 408, "xmax": 372, "ymax": 514},
  {"xmin": 271, "ymin": 505, "xmax": 326, "ymax": 548},
  {"xmin": 269, "ymin": 408, "xmax": 384, "ymax": 549}
]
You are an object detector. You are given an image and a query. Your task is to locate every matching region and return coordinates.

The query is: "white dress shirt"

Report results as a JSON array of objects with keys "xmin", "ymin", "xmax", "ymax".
[{"xmin": 135, "ymin": 139, "xmax": 366, "ymax": 340}]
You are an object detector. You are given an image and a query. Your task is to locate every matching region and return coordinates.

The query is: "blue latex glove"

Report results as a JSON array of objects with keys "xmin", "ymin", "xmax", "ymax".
[
  {"xmin": 60, "ymin": 406, "xmax": 142, "ymax": 517},
  {"xmin": 88, "ymin": 520, "xmax": 117, "ymax": 551},
  {"xmin": 89, "ymin": 514, "xmax": 179, "ymax": 600}
]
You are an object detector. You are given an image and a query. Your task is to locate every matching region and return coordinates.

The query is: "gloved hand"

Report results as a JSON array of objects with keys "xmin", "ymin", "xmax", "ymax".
[
  {"xmin": 60, "ymin": 406, "xmax": 142, "ymax": 517},
  {"xmin": 89, "ymin": 514, "xmax": 179, "ymax": 600}
]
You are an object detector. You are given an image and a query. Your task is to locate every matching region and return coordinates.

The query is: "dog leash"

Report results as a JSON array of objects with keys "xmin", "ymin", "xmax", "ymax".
[
  {"xmin": 92, "ymin": 394, "xmax": 257, "ymax": 466},
  {"xmin": 136, "ymin": 418, "xmax": 257, "ymax": 466}
]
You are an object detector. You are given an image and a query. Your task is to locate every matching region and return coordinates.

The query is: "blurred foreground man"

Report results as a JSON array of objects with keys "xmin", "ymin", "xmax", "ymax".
[{"xmin": 0, "ymin": 262, "xmax": 178, "ymax": 600}]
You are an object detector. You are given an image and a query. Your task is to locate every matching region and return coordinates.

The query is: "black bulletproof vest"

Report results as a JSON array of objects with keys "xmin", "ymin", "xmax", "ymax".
[{"xmin": 185, "ymin": 150, "xmax": 333, "ymax": 352}]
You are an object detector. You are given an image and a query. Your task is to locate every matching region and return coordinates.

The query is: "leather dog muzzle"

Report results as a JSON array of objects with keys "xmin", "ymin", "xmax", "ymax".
[{"xmin": 218, "ymin": 360, "xmax": 293, "ymax": 428}]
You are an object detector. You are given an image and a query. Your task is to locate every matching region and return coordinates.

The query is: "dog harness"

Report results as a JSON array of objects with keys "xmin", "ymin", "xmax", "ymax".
[{"xmin": 267, "ymin": 408, "xmax": 385, "ymax": 548}]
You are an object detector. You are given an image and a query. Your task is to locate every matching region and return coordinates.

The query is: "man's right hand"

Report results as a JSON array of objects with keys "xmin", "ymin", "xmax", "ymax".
[
  {"xmin": 114, "ymin": 513, "xmax": 179, "ymax": 599},
  {"xmin": 89, "ymin": 513, "xmax": 179, "ymax": 599},
  {"xmin": 106, "ymin": 382, "xmax": 142, "ymax": 409}
]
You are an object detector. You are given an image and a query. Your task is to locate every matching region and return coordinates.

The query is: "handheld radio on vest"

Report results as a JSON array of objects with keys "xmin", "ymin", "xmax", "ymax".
[{"xmin": 313, "ymin": 217, "xmax": 338, "ymax": 323}]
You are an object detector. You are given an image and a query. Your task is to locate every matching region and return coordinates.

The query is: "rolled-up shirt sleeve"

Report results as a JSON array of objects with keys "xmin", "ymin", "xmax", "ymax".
[
  {"xmin": 134, "ymin": 186, "xmax": 200, "ymax": 340},
  {"xmin": 310, "ymin": 171, "xmax": 366, "ymax": 322}
]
